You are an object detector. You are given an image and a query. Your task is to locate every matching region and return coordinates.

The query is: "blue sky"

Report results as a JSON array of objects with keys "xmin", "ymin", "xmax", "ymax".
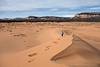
[{"xmin": 0, "ymin": 0, "xmax": 100, "ymax": 18}]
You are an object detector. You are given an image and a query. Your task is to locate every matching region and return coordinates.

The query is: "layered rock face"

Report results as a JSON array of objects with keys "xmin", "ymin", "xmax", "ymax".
[
  {"xmin": 73, "ymin": 12, "xmax": 100, "ymax": 22},
  {"xmin": 75, "ymin": 12, "xmax": 100, "ymax": 18}
]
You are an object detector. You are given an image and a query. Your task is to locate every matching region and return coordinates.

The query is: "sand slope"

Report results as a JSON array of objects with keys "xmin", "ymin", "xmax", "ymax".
[
  {"xmin": 0, "ymin": 28, "xmax": 73, "ymax": 67},
  {"xmin": 51, "ymin": 35, "xmax": 100, "ymax": 67},
  {"xmin": 0, "ymin": 23, "xmax": 100, "ymax": 67}
]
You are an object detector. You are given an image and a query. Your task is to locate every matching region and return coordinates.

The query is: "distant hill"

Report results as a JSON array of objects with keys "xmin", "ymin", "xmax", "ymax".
[
  {"xmin": 0, "ymin": 12, "xmax": 100, "ymax": 22},
  {"xmin": 72, "ymin": 12, "xmax": 100, "ymax": 22},
  {"xmin": 0, "ymin": 16, "xmax": 71, "ymax": 22}
]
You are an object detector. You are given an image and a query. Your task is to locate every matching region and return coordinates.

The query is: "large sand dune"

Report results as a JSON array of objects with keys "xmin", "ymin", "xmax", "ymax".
[
  {"xmin": 51, "ymin": 35, "xmax": 100, "ymax": 67},
  {"xmin": 0, "ymin": 22, "xmax": 100, "ymax": 67}
]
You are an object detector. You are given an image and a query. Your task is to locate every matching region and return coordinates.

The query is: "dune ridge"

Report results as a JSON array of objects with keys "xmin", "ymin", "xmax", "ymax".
[
  {"xmin": 0, "ymin": 23, "xmax": 100, "ymax": 67},
  {"xmin": 0, "ymin": 28, "xmax": 73, "ymax": 67},
  {"xmin": 51, "ymin": 35, "xmax": 100, "ymax": 67}
]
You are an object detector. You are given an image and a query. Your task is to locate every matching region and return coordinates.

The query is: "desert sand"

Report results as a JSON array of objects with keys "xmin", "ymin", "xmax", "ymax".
[{"xmin": 0, "ymin": 22, "xmax": 100, "ymax": 67}]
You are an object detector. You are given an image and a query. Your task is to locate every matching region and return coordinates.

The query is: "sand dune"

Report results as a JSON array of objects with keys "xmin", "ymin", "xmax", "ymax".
[
  {"xmin": 51, "ymin": 35, "xmax": 100, "ymax": 67},
  {"xmin": 0, "ymin": 23, "xmax": 100, "ymax": 67},
  {"xmin": 0, "ymin": 26, "xmax": 73, "ymax": 67}
]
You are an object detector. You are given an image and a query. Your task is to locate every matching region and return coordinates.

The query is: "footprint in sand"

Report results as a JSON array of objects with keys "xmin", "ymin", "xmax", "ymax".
[
  {"xmin": 24, "ymin": 41, "xmax": 26, "ymax": 42},
  {"xmin": 45, "ymin": 46, "xmax": 51, "ymax": 51},
  {"xmin": 13, "ymin": 34, "xmax": 26, "ymax": 37},
  {"xmin": 58, "ymin": 38, "xmax": 60, "ymax": 40},
  {"xmin": 27, "ymin": 53, "xmax": 37, "ymax": 63},
  {"xmin": 28, "ymin": 58, "xmax": 35, "ymax": 63},
  {"xmin": 45, "ymin": 40, "xmax": 59, "ymax": 51},
  {"xmin": 28, "ymin": 53, "xmax": 37, "ymax": 57},
  {"xmin": 40, "ymin": 28, "xmax": 43, "ymax": 30},
  {"xmin": 53, "ymin": 41, "xmax": 58, "ymax": 44},
  {"xmin": 36, "ymin": 30, "xmax": 39, "ymax": 32}
]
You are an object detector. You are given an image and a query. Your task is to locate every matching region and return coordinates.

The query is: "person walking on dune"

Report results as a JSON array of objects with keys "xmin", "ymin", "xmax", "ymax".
[{"xmin": 61, "ymin": 31, "xmax": 64, "ymax": 37}]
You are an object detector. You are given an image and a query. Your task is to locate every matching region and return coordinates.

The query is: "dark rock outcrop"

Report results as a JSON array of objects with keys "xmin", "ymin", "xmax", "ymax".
[{"xmin": 0, "ymin": 16, "xmax": 71, "ymax": 22}]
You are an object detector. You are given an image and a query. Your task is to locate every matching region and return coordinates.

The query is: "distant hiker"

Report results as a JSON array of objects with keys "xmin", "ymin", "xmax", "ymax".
[{"xmin": 61, "ymin": 31, "xmax": 64, "ymax": 37}]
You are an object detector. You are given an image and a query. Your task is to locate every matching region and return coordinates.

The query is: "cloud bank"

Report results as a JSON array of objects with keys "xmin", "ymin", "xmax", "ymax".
[{"xmin": 0, "ymin": 0, "xmax": 100, "ymax": 18}]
